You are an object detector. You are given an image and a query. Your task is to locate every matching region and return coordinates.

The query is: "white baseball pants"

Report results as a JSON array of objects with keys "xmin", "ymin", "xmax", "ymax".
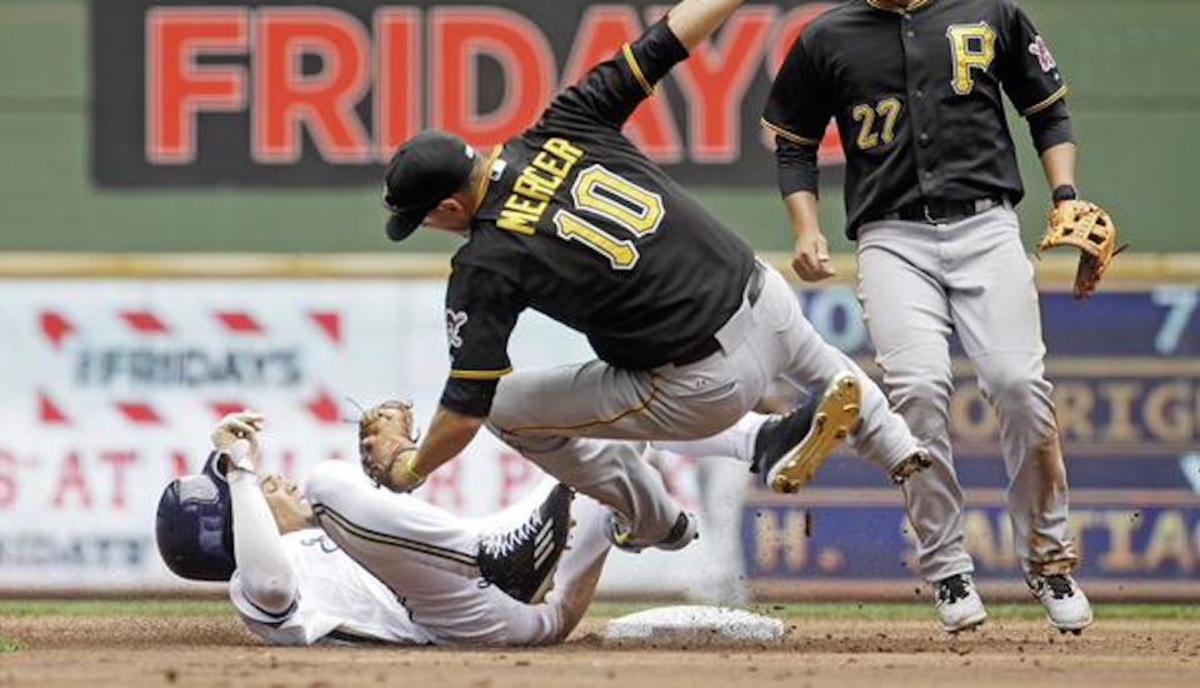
[{"xmin": 306, "ymin": 462, "xmax": 610, "ymax": 646}]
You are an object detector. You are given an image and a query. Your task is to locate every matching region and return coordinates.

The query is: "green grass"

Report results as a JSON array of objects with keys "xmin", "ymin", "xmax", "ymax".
[
  {"xmin": 1, "ymin": 600, "xmax": 1198, "ymax": 623},
  {"xmin": 0, "ymin": 637, "xmax": 21, "ymax": 653},
  {"xmin": 0, "ymin": 599, "xmax": 231, "ymax": 618}
]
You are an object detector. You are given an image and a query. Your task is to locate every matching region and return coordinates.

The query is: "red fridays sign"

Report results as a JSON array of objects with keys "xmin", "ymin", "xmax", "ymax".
[{"xmin": 91, "ymin": 1, "xmax": 843, "ymax": 187}]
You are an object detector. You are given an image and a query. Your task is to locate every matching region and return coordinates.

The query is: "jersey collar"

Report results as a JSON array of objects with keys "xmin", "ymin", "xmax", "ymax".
[
  {"xmin": 865, "ymin": 0, "xmax": 936, "ymax": 14},
  {"xmin": 471, "ymin": 145, "xmax": 505, "ymax": 214}
]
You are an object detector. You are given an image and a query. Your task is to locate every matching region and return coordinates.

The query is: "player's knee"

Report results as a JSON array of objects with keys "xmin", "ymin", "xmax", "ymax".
[
  {"xmin": 890, "ymin": 369, "xmax": 950, "ymax": 404},
  {"xmin": 985, "ymin": 367, "xmax": 1056, "ymax": 438},
  {"xmin": 686, "ymin": 410, "xmax": 744, "ymax": 439},
  {"xmin": 985, "ymin": 365, "xmax": 1048, "ymax": 410},
  {"xmin": 304, "ymin": 460, "xmax": 363, "ymax": 507},
  {"xmin": 890, "ymin": 374, "xmax": 951, "ymax": 433}
]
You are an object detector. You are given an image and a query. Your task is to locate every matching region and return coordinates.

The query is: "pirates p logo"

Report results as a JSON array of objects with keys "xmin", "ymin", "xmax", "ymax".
[{"xmin": 946, "ymin": 22, "xmax": 997, "ymax": 96}]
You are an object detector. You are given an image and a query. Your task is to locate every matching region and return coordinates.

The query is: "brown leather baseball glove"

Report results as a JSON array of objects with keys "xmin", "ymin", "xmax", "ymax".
[
  {"xmin": 1038, "ymin": 200, "xmax": 1127, "ymax": 299},
  {"xmin": 358, "ymin": 400, "xmax": 422, "ymax": 491}
]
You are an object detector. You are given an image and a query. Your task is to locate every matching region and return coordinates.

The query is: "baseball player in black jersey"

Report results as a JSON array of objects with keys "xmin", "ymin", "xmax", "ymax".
[
  {"xmin": 366, "ymin": 0, "xmax": 932, "ymax": 556},
  {"xmin": 764, "ymin": 0, "xmax": 1093, "ymax": 633}
]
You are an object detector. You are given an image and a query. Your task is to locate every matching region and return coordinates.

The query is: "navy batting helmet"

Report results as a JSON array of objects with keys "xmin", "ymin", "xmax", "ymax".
[{"xmin": 155, "ymin": 452, "xmax": 236, "ymax": 581}]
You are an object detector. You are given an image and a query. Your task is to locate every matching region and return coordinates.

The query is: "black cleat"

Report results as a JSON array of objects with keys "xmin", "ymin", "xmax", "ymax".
[
  {"xmin": 754, "ymin": 371, "xmax": 862, "ymax": 494},
  {"xmin": 477, "ymin": 484, "xmax": 574, "ymax": 604}
]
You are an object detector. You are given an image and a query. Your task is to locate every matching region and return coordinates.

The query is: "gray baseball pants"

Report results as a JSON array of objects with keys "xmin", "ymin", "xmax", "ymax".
[
  {"xmin": 855, "ymin": 205, "xmax": 1078, "ymax": 581},
  {"xmin": 487, "ymin": 263, "xmax": 921, "ymax": 546}
]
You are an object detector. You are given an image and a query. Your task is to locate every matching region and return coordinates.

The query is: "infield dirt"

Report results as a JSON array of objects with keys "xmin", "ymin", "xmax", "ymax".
[{"xmin": 3, "ymin": 609, "xmax": 1200, "ymax": 688}]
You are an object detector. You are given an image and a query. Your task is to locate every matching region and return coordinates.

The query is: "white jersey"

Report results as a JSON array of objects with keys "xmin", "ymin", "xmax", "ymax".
[{"xmin": 229, "ymin": 528, "xmax": 433, "ymax": 646}]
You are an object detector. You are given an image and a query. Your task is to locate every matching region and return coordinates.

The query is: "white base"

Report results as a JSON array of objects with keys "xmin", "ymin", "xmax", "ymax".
[{"xmin": 604, "ymin": 605, "xmax": 788, "ymax": 646}]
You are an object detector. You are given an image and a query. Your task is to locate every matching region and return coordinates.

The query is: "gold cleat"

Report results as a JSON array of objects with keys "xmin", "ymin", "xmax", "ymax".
[{"xmin": 767, "ymin": 372, "xmax": 862, "ymax": 494}]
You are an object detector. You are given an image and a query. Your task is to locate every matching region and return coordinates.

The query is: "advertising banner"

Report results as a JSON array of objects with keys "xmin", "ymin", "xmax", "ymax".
[
  {"xmin": 0, "ymin": 279, "xmax": 745, "ymax": 595},
  {"xmin": 1, "ymin": 277, "xmax": 1197, "ymax": 597},
  {"xmin": 90, "ymin": 0, "xmax": 841, "ymax": 187},
  {"xmin": 745, "ymin": 285, "xmax": 1200, "ymax": 598}
]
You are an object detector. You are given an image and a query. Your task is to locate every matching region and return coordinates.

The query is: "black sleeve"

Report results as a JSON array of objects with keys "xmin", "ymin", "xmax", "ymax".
[
  {"xmin": 548, "ymin": 18, "xmax": 688, "ymax": 129},
  {"xmin": 762, "ymin": 38, "xmax": 833, "ymax": 146},
  {"xmin": 999, "ymin": 0, "xmax": 1068, "ymax": 118},
  {"xmin": 1027, "ymin": 98, "xmax": 1074, "ymax": 153},
  {"xmin": 775, "ymin": 137, "xmax": 820, "ymax": 197},
  {"xmin": 439, "ymin": 264, "xmax": 524, "ymax": 418}
]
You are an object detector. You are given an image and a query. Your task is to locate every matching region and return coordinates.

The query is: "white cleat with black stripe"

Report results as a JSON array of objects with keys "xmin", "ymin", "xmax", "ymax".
[
  {"xmin": 1028, "ymin": 573, "xmax": 1093, "ymax": 635},
  {"xmin": 935, "ymin": 573, "xmax": 988, "ymax": 633},
  {"xmin": 477, "ymin": 484, "xmax": 575, "ymax": 604}
]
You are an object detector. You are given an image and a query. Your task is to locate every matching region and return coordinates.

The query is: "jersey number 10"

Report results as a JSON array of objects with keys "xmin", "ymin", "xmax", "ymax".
[{"xmin": 553, "ymin": 165, "xmax": 665, "ymax": 270}]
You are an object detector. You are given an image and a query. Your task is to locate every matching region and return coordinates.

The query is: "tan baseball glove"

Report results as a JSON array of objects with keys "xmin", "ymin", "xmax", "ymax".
[
  {"xmin": 1038, "ymin": 200, "xmax": 1127, "ymax": 299},
  {"xmin": 358, "ymin": 400, "xmax": 422, "ymax": 492}
]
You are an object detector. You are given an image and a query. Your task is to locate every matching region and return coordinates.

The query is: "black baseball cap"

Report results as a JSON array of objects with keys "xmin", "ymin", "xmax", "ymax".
[{"xmin": 382, "ymin": 131, "xmax": 477, "ymax": 242}]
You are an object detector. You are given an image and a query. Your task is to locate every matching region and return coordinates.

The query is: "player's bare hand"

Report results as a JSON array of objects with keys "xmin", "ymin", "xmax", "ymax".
[
  {"xmin": 211, "ymin": 411, "xmax": 265, "ymax": 455},
  {"xmin": 792, "ymin": 229, "xmax": 836, "ymax": 282},
  {"xmin": 358, "ymin": 400, "xmax": 424, "ymax": 492}
]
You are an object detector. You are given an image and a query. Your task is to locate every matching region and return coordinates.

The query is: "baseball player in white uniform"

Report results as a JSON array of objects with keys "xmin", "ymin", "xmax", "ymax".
[
  {"xmin": 157, "ymin": 411, "xmax": 824, "ymax": 646},
  {"xmin": 156, "ymin": 413, "xmax": 608, "ymax": 646}
]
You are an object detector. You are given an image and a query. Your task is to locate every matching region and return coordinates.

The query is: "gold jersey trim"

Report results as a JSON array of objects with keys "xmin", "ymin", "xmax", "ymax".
[
  {"xmin": 472, "ymin": 145, "xmax": 504, "ymax": 213},
  {"xmin": 761, "ymin": 117, "xmax": 822, "ymax": 147},
  {"xmin": 1021, "ymin": 85, "xmax": 1069, "ymax": 117},
  {"xmin": 448, "ymin": 367, "xmax": 513, "ymax": 381},
  {"xmin": 622, "ymin": 43, "xmax": 655, "ymax": 97}
]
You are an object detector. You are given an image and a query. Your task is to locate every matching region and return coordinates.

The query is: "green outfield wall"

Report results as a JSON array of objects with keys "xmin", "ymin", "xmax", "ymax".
[{"xmin": 0, "ymin": 0, "xmax": 1196, "ymax": 253}]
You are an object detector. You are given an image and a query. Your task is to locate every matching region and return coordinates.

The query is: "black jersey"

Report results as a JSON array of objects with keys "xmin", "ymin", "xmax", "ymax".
[
  {"xmin": 763, "ymin": 0, "xmax": 1067, "ymax": 236},
  {"xmin": 440, "ymin": 20, "xmax": 757, "ymax": 417}
]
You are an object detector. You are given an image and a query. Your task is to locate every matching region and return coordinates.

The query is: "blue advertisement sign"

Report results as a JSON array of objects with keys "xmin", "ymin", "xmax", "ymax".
[{"xmin": 750, "ymin": 285, "xmax": 1200, "ymax": 598}]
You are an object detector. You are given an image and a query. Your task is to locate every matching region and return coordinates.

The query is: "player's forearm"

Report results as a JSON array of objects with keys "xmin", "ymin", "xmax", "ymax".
[
  {"xmin": 228, "ymin": 468, "xmax": 299, "ymax": 614},
  {"xmin": 783, "ymin": 190, "xmax": 822, "ymax": 239},
  {"xmin": 410, "ymin": 405, "xmax": 486, "ymax": 478},
  {"xmin": 1040, "ymin": 142, "xmax": 1077, "ymax": 200},
  {"xmin": 667, "ymin": 0, "xmax": 746, "ymax": 51}
]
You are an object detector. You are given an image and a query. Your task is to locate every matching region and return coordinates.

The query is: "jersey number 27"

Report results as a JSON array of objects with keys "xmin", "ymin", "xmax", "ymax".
[{"xmin": 552, "ymin": 165, "xmax": 665, "ymax": 270}]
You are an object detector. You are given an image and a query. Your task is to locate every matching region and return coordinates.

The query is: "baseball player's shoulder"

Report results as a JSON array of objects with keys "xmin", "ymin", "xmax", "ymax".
[
  {"xmin": 970, "ymin": 0, "xmax": 1020, "ymax": 18},
  {"xmin": 800, "ymin": 1, "xmax": 872, "ymax": 48},
  {"xmin": 450, "ymin": 230, "xmax": 523, "ymax": 284}
]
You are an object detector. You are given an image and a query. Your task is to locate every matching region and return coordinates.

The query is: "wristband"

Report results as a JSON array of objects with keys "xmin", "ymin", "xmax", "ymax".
[{"xmin": 1052, "ymin": 184, "xmax": 1078, "ymax": 203}]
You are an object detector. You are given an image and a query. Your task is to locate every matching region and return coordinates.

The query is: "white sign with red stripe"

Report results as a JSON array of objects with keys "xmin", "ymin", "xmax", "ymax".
[{"xmin": 0, "ymin": 279, "xmax": 741, "ymax": 594}]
